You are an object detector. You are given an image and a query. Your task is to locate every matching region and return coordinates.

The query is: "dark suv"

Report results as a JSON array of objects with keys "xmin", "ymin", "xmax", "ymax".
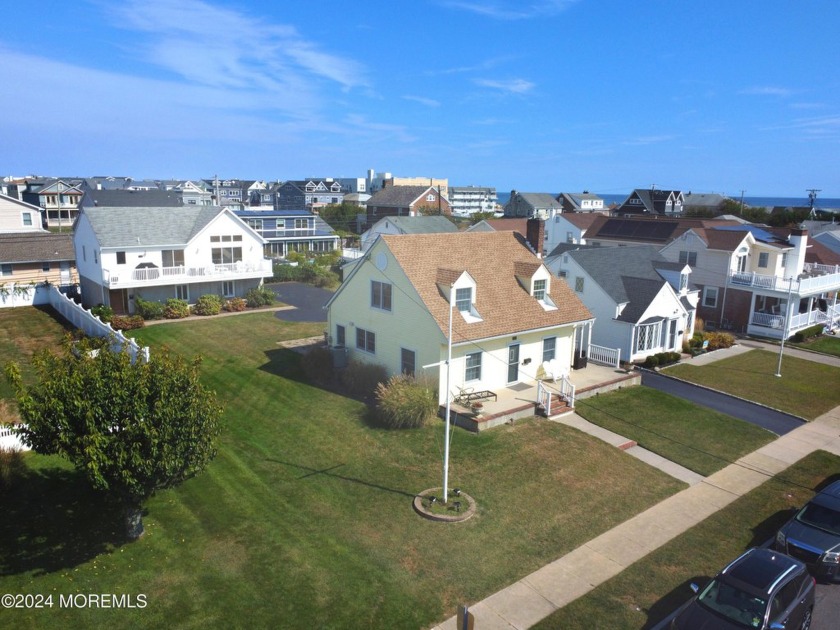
[
  {"xmin": 775, "ymin": 479, "xmax": 840, "ymax": 582},
  {"xmin": 670, "ymin": 548, "xmax": 815, "ymax": 629}
]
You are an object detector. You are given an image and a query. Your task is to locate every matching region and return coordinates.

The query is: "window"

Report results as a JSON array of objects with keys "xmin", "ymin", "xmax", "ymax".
[
  {"xmin": 162, "ymin": 249, "xmax": 185, "ymax": 267},
  {"xmin": 465, "ymin": 352, "xmax": 482, "ymax": 381},
  {"xmin": 575, "ymin": 277, "xmax": 585, "ymax": 292},
  {"xmin": 679, "ymin": 272, "xmax": 688, "ymax": 292},
  {"xmin": 82, "ymin": 246, "xmax": 86, "ymax": 262},
  {"xmin": 401, "ymin": 348, "xmax": 416, "ymax": 377},
  {"xmin": 678, "ymin": 251, "xmax": 697, "ymax": 266},
  {"xmin": 42, "ymin": 262, "xmax": 50, "ymax": 272},
  {"xmin": 1, "ymin": 264, "xmax": 12, "ymax": 276},
  {"xmin": 94, "ymin": 250, "xmax": 98, "ymax": 264},
  {"xmin": 294, "ymin": 218, "xmax": 308, "ymax": 229},
  {"xmin": 176, "ymin": 285, "xmax": 189, "ymax": 301},
  {"xmin": 371, "ymin": 281, "xmax": 392, "ymax": 311},
  {"xmin": 703, "ymin": 286, "xmax": 719, "ymax": 308},
  {"xmin": 758, "ymin": 252, "xmax": 769, "ymax": 268},
  {"xmin": 356, "ymin": 327, "xmax": 376, "ymax": 354},
  {"xmin": 426, "ymin": 194, "xmax": 435, "ymax": 202},
  {"xmin": 566, "ymin": 231, "xmax": 574, "ymax": 243},
  {"xmin": 22, "ymin": 212, "xmax": 32, "ymax": 226},
  {"xmin": 781, "ymin": 253, "xmax": 788, "ymax": 270},
  {"xmin": 222, "ymin": 281, "xmax": 234, "ymax": 297},
  {"xmin": 116, "ymin": 251, "xmax": 126, "ymax": 265},
  {"xmin": 247, "ymin": 218, "xmax": 263, "ymax": 231},
  {"xmin": 635, "ymin": 321, "xmax": 661, "ymax": 352},
  {"xmin": 211, "ymin": 235, "xmax": 243, "ymax": 265},
  {"xmin": 542, "ymin": 337, "xmax": 556, "ymax": 363},
  {"xmin": 533, "ymin": 279, "xmax": 547, "ymax": 301},
  {"xmin": 455, "ymin": 287, "xmax": 472, "ymax": 312},
  {"xmin": 335, "ymin": 324, "xmax": 345, "ymax": 347}
]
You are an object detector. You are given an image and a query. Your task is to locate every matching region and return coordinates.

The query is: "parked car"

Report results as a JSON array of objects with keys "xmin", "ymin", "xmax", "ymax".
[
  {"xmin": 775, "ymin": 479, "xmax": 840, "ymax": 583},
  {"xmin": 670, "ymin": 547, "xmax": 815, "ymax": 629}
]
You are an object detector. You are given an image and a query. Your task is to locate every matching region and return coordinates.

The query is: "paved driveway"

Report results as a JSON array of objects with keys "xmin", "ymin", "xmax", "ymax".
[{"xmin": 267, "ymin": 282, "xmax": 333, "ymax": 322}]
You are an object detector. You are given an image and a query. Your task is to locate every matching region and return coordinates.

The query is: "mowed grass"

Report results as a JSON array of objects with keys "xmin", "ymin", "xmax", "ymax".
[
  {"xmin": 792, "ymin": 334, "xmax": 840, "ymax": 358},
  {"xmin": 0, "ymin": 311, "xmax": 685, "ymax": 629},
  {"xmin": 534, "ymin": 450, "xmax": 840, "ymax": 629},
  {"xmin": 666, "ymin": 349, "xmax": 840, "ymax": 419},
  {"xmin": 575, "ymin": 388, "xmax": 776, "ymax": 476}
]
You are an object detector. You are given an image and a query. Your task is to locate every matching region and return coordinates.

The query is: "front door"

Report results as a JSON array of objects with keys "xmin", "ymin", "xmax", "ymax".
[
  {"xmin": 507, "ymin": 343, "xmax": 520, "ymax": 383},
  {"xmin": 108, "ymin": 289, "xmax": 128, "ymax": 315},
  {"xmin": 668, "ymin": 319, "xmax": 677, "ymax": 349}
]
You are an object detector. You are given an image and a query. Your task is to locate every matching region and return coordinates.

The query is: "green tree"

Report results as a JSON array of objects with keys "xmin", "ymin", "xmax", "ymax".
[
  {"xmin": 319, "ymin": 201, "xmax": 363, "ymax": 234},
  {"xmin": 5, "ymin": 338, "xmax": 223, "ymax": 540}
]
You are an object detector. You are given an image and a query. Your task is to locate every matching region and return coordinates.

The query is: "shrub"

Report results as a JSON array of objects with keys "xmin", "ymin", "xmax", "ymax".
[
  {"xmin": 0, "ymin": 445, "xmax": 26, "ymax": 494},
  {"xmin": 163, "ymin": 298, "xmax": 190, "ymax": 319},
  {"xmin": 193, "ymin": 294, "xmax": 223, "ymax": 316},
  {"xmin": 301, "ymin": 346, "xmax": 334, "ymax": 385},
  {"xmin": 273, "ymin": 264, "xmax": 302, "ymax": 282},
  {"xmin": 111, "ymin": 315, "xmax": 145, "ymax": 330},
  {"xmin": 245, "ymin": 287, "xmax": 275, "ymax": 308},
  {"xmin": 91, "ymin": 304, "xmax": 113, "ymax": 323},
  {"xmin": 792, "ymin": 324, "xmax": 825, "ymax": 343},
  {"xmin": 703, "ymin": 331, "xmax": 735, "ymax": 350},
  {"xmin": 340, "ymin": 360, "xmax": 388, "ymax": 400},
  {"xmin": 643, "ymin": 355, "xmax": 659, "ymax": 368},
  {"xmin": 287, "ymin": 251, "xmax": 306, "ymax": 264},
  {"xmin": 374, "ymin": 374, "xmax": 438, "ymax": 429},
  {"xmin": 223, "ymin": 297, "xmax": 247, "ymax": 312},
  {"xmin": 135, "ymin": 297, "xmax": 164, "ymax": 320}
]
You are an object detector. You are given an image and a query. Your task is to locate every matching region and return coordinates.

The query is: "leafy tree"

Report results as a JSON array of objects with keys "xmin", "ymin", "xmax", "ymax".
[
  {"xmin": 470, "ymin": 211, "xmax": 497, "ymax": 224},
  {"xmin": 5, "ymin": 338, "xmax": 223, "ymax": 540},
  {"xmin": 319, "ymin": 201, "xmax": 363, "ymax": 234}
]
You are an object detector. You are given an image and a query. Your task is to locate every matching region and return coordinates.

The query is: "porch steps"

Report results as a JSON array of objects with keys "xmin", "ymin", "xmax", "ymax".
[{"xmin": 541, "ymin": 394, "xmax": 573, "ymax": 419}]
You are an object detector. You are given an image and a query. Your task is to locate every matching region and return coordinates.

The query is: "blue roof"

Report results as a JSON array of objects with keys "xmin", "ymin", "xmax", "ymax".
[{"xmin": 713, "ymin": 225, "xmax": 777, "ymax": 243}]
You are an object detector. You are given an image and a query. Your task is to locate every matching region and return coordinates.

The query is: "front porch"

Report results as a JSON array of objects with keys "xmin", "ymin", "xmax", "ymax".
[
  {"xmin": 443, "ymin": 363, "xmax": 641, "ymax": 432},
  {"xmin": 746, "ymin": 295, "xmax": 840, "ymax": 339}
]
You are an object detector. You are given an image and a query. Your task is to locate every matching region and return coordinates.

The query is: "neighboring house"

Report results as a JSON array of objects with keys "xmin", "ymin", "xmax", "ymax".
[
  {"xmin": 0, "ymin": 193, "xmax": 44, "ymax": 232},
  {"xmin": 546, "ymin": 245, "xmax": 698, "ymax": 363},
  {"xmin": 244, "ymin": 181, "xmax": 273, "ymax": 208},
  {"xmin": 165, "ymin": 180, "xmax": 214, "ymax": 206},
  {"xmin": 557, "ymin": 192, "xmax": 604, "ymax": 213},
  {"xmin": 365, "ymin": 185, "xmax": 451, "ymax": 228},
  {"xmin": 504, "ymin": 191, "xmax": 563, "ymax": 219},
  {"xmin": 234, "ymin": 208, "xmax": 340, "ymax": 257},
  {"xmin": 659, "ymin": 226, "xmax": 840, "ymax": 338},
  {"xmin": 275, "ymin": 179, "xmax": 345, "ymax": 211},
  {"xmin": 0, "ymin": 233, "xmax": 78, "ymax": 308},
  {"xmin": 449, "ymin": 186, "xmax": 498, "ymax": 216},
  {"xmin": 325, "ymin": 227, "xmax": 593, "ymax": 406},
  {"xmin": 79, "ymin": 187, "xmax": 183, "ymax": 209},
  {"xmin": 545, "ymin": 212, "xmax": 604, "ymax": 252},
  {"xmin": 812, "ymin": 230, "xmax": 840, "ymax": 256},
  {"xmin": 583, "ymin": 215, "xmax": 741, "ymax": 248},
  {"xmin": 205, "ymin": 178, "xmax": 246, "ymax": 208},
  {"xmin": 73, "ymin": 205, "xmax": 272, "ymax": 315},
  {"xmin": 615, "ymin": 188, "xmax": 684, "ymax": 216},
  {"xmin": 682, "ymin": 192, "xmax": 729, "ymax": 215},
  {"xmin": 21, "ymin": 179, "xmax": 84, "ymax": 229},
  {"xmin": 467, "ymin": 218, "xmax": 528, "ymax": 235},
  {"xmin": 359, "ymin": 215, "xmax": 459, "ymax": 251}
]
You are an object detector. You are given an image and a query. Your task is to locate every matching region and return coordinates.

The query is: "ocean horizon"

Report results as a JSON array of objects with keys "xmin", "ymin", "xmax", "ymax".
[{"xmin": 494, "ymin": 192, "xmax": 840, "ymax": 210}]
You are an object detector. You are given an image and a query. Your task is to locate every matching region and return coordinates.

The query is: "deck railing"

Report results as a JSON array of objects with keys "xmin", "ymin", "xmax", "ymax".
[
  {"xmin": 589, "ymin": 344, "xmax": 621, "ymax": 368},
  {"xmin": 104, "ymin": 259, "xmax": 273, "ymax": 287}
]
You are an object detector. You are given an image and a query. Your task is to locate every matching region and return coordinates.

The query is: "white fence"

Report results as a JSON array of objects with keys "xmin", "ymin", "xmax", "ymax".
[
  {"xmin": 0, "ymin": 282, "xmax": 51, "ymax": 309},
  {"xmin": 589, "ymin": 344, "xmax": 621, "ymax": 368},
  {"xmin": 1, "ymin": 286, "xmax": 151, "ymax": 452}
]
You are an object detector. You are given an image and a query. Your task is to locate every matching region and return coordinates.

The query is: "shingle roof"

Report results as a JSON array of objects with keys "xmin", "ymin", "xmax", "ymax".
[
  {"xmin": 560, "ymin": 213, "xmax": 605, "ymax": 230},
  {"xmin": 83, "ymin": 189, "xmax": 183, "ymax": 207},
  {"xmin": 0, "ymin": 233, "xmax": 75, "ymax": 263},
  {"xmin": 482, "ymin": 218, "xmax": 528, "ymax": 235},
  {"xmin": 81, "ymin": 206, "xmax": 226, "ymax": 248},
  {"xmin": 381, "ymin": 231, "xmax": 592, "ymax": 341},
  {"xmin": 367, "ymin": 185, "xmax": 435, "ymax": 207},
  {"xmin": 380, "ymin": 216, "xmax": 459, "ymax": 234}
]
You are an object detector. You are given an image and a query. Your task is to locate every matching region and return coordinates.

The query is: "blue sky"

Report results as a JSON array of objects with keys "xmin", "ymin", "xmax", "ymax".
[{"xmin": 1, "ymin": 0, "xmax": 838, "ymax": 198}]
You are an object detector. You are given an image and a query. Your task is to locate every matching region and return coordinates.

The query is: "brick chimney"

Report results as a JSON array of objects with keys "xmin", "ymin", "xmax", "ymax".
[{"xmin": 526, "ymin": 217, "xmax": 545, "ymax": 258}]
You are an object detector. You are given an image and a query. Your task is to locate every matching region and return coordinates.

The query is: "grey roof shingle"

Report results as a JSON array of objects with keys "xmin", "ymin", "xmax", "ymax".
[
  {"xmin": 379, "ymin": 216, "xmax": 459, "ymax": 234},
  {"xmin": 367, "ymin": 185, "xmax": 436, "ymax": 207},
  {"xmin": 81, "ymin": 206, "xmax": 225, "ymax": 248},
  {"xmin": 0, "ymin": 233, "xmax": 75, "ymax": 263},
  {"xmin": 82, "ymin": 189, "xmax": 183, "ymax": 207}
]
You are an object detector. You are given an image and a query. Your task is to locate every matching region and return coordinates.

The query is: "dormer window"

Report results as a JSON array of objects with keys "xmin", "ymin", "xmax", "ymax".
[
  {"xmin": 533, "ymin": 279, "xmax": 546, "ymax": 301},
  {"xmin": 455, "ymin": 287, "xmax": 472, "ymax": 312},
  {"xmin": 679, "ymin": 272, "xmax": 688, "ymax": 292}
]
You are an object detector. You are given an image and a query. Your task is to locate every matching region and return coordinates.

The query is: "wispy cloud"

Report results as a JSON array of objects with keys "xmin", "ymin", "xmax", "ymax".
[
  {"xmin": 102, "ymin": 0, "xmax": 368, "ymax": 93},
  {"xmin": 343, "ymin": 114, "xmax": 417, "ymax": 143},
  {"xmin": 439, "ymin": 0, "xmax": 579, "ymax": 20},
  {"xmin": 621, "ymin": 135, "xmax": 676, "ymax": 146},
  {"xmin": 738, "ymin": 86, "xmax": 793, "ymax": 97},
  {"xmin": 426, "ymin": 54, "xmax": 520, "ymax": 76},
  {"xmin": 772, "ymin": 115, "xmax": 840, "ymax": 138},
  {"xmin": 474, "ymin": 78, "xmax": 535, "ymax": 94},
  {"xmin": 402, "ymin": 95, "xmax": 441, "ymax": 107}
]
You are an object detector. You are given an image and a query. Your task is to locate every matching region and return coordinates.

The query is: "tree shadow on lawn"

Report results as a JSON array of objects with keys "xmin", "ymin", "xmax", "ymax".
[
  {"xmin": 643, "ymin": 575, "xmax": 712, "ymax": 629},
  {"xmin": 0, "ymin": 465, "xmax": 129, "ymax": 577}
]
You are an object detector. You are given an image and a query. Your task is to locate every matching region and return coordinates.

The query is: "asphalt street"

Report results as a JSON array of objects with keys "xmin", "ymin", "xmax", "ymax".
[{"xmin": 640, "ymin": 370, "xmax": 805, "ymax": 435}]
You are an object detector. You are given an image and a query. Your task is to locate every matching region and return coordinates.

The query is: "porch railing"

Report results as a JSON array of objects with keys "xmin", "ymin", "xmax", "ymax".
[
  {"xmin": 589, "ymin": 344, "xmax": 621, "ymax": 368},
  {"xmin": 537, "ymin": 376, "xmax": 575, "ymax": 413},
  {"xmin": 104, "ymin": 259, "xmax": 273, "ymax": 287},
  {"xmin": 730, "ymin": 266, "xmax": 840, "ymax": 294}
]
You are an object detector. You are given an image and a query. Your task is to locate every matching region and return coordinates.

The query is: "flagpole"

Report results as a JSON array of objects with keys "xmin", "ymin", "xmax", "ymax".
[{"xmin": 443, "ymin": 285, "xmax": 454, "ymax": 501}]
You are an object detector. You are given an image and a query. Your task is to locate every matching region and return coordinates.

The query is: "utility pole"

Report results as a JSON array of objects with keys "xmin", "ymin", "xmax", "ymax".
[
  {"xmin": 807, "ymin": 188, "xmax": 821, "ymax": 219},
  {"xmin": 739, "ymin": 190, "xmax": 745, "ymax": 216}
]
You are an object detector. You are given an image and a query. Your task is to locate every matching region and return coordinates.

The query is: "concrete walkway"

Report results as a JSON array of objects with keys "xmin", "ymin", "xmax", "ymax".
[{"xmin": 432, "ymin": 342, "xmax": 840, "ymax": 630}]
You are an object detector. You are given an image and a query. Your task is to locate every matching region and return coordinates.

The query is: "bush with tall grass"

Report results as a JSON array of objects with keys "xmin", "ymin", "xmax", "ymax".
[{"xmin": 374, "ymin": 375, "xmax": 438, "ymax": 429}]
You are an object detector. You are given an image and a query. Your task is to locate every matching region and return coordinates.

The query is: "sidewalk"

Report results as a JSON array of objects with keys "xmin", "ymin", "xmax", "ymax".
[{"xmin": 432, "ymin": 342, "xmax": 840, "ymax": 630}]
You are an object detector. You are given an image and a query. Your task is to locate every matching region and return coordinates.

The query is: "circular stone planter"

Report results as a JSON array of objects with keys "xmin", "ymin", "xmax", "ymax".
[{"xmin": 413, "ymin": 487, "xmax": 476, "ymax": 523}]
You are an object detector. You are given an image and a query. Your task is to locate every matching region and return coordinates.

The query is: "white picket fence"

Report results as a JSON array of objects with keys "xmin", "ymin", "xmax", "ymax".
[{"xmin": 1, "ymin": 285, "xmax": 150, "ymax": 452}]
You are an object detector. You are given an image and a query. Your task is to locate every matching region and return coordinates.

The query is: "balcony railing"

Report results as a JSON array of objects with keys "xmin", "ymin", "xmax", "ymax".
[
  {"xmin": 730, "ymin": 264, "xmax": 840, "ymax": 294},
  {"xmin": 103, "ymin": 259, "xmax": 273, "ymax": 287}
]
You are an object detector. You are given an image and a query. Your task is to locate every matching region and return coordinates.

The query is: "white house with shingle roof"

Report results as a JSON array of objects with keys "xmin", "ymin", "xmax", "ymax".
[
  {"xmin": 325, "ymin": 229, "xmax": 593, "ymax": 406},
  {"xmin": 73, "ymin": 205, "xmax": 271, "ymax": 314}
]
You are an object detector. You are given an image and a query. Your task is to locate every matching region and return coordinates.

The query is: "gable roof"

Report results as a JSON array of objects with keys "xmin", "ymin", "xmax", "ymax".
[
  {"xmin": 586, "ymin": 215, "xmax": 744, "ymax": 245},
  {"xmin": 558, "ymin": 212, "xmax": 604, "ymax": 230},
  {"xmin": 80, "ymin": 205, "xmax": 239, "ymax": 248},
  {"xmin": 379, "ymin": 231, "xmax": 592, "ymax": 341},
  {"xmin": 507, "ymin": 192, "xmax": 563, "ymax": 211},
  {"xmin": 471, "ymin": 218, "xmax": 528, "ymax": 235},
  {"xmin": 367, "ymin": 185, "xmax": 440, "ymax": 208},
  {"xmin": 373, "ymin": 215, "xmax": 459, "ymax": 235},
  {"xmin": 81, "ymin": 188, "xmax": 183, "ymax": 208},
  {"xmin": 0, "ymin": 233, "xmax": 75, "ymax": 263}
]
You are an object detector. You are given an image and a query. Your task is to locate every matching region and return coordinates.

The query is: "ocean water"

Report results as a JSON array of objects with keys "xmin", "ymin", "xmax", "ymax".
[{"xmin": 495, "ymin": 192, "xmax": 840, "ymax": 210}]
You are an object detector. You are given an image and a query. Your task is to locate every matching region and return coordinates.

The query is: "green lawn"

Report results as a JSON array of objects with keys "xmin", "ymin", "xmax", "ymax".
[
  {"xmin": 665, "ymin": 349, "xmax": 840, "ymax": 419},
  {"xmin": 792, "ymin": 334, "xmax": 840, "ymax": 358},
  {"xmin": 575, "ymin": 388, "xmax": 776, "ymax": 476},
  {"xmin": 0, "ymin": 310, "xmax": 686, "ymax": 629},
  {"xmin": 533, "ymin": 450, "xmax": 840, "ymax": 629}
]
